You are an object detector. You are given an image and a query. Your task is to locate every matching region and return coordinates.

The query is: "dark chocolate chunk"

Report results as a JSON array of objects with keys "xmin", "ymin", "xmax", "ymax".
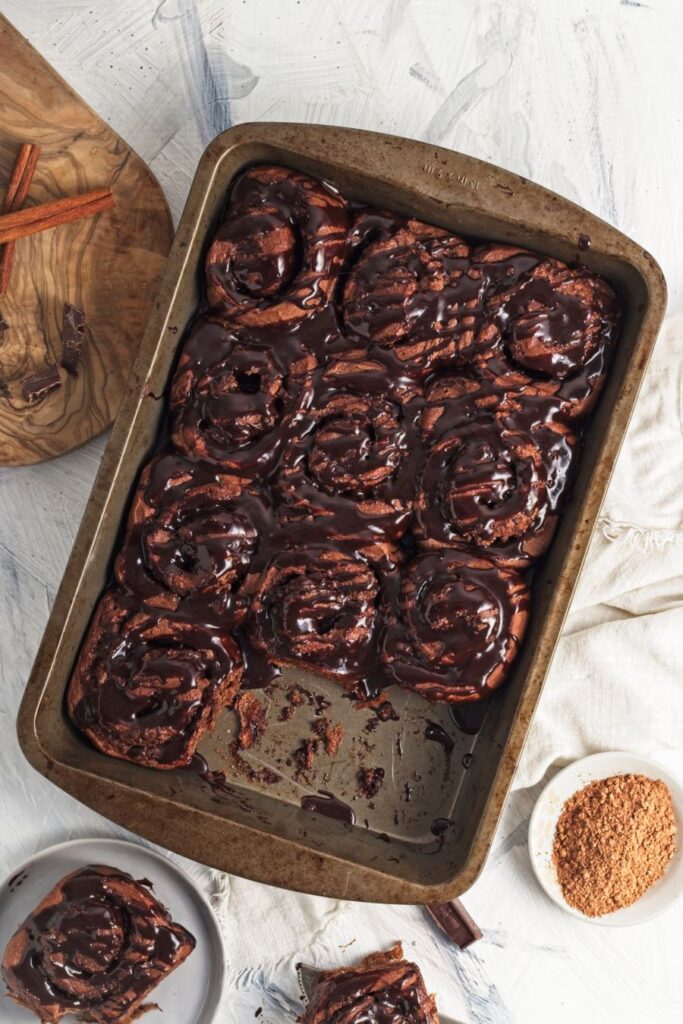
[
  {"xmin": 60, "ymin": 303, "xmax": 87, "ymax": 375},
  {"xmin": 427, "ymin": 898, "xmax": 482, "ymax": 949},
  {"xmin": 21, "ymin": 363, "xmax": 61, "ymax": 402}
]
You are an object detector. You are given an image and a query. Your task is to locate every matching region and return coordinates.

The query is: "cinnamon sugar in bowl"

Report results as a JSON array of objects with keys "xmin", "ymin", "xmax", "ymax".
[
  {"xmin": 529, "ymin": 752, "xmax": 683, "ymax": 925},
  {"xmin": 552, "ymin": 773, "xmax": 676, "ymax": 917}
]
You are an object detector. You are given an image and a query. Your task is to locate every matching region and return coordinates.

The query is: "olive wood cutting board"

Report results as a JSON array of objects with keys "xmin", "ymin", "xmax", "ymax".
[{"xmin": 0, "ymin": 14, "xmax": 173, "ymax": 466}]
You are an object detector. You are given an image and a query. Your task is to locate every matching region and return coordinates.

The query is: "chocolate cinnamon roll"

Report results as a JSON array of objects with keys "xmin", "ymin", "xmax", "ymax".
[
  {"xmin": 115, "ymin": 452, "xmax": 271, "ymax": 620},
  {"xmin": 300, "ymin": 943, "xmax": 439, "ymax": 1024},
  {"xmin": 2, "ymin": 865, "xmax": 195, "ymax": 1024},
  {"xmin": 471, "ymin": 248, "xmax": 620, "ymax": 418},
  {"xmin": 276, "ymin": 355, "xmax": 422, "ymax": 540},
  {"xmin": 170, "ymin": 318, "xmax": 313, "ymax": 477},
  {"xmin": 343, "ymin": 219, "xmax": 486, "ymax": 376},
  {"xmin": 68, "ymin": 590, "xmax": 242, "ymax": 769},
  {"xmin": 246, "ymin": 540, "xmax": 398, "ymax": 683},
  {"xmin": 417, "ymin": 377, "xmax": 579, "ymax": 567},
  {"xmin": 381, "ymin": 550, "xmax": 529, "ymax": 702},
  {"xmin": 206, "ymin": 164, "xmax": 350, "ymax": 328}
]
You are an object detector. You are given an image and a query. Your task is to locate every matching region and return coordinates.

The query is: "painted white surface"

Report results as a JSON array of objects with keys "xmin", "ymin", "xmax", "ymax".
[{"xmin": 0, "ymin": 2, "xmax": 682, "ymax": 1021}]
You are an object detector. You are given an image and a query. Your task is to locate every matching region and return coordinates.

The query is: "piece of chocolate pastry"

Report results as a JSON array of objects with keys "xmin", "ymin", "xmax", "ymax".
[
  {"xmin": 299, "ymin": 943, "xmax": 439, "ymax": 1024},
  {"xmin": 245, "ymin": 536, "xmax": 400, "ymax": 684},
  {"xmin": 275, "ymin": 353, "xmax": 423, "ymax": 540},
  {"xmin": 343, "ymin": 219, "xmax": 487, "ymax": 377},
  {"xmin": 170, "ymin": 317, "xmax": 314, "ymax": 478},
  {"xmin": 2, "ymin": 864, "xmax": 195, "ymax": 1024},
  {"xmin": 469, "ymin": 246, "xmax": 621, "ymax": 419},
  {"xmin": 417, "ymin": 375, "xmax": 579, "ymax": 568},
  {"xmin": 115, "ymin": 452, "xmax": 271, "ymax": 622},
  {"xmin": 381, "ymin": 550, "xmax": 529, "ymax": 702},
  {"xmin": 206, "ymin": 163, "xmax": 350, "ymax": 328},
  {"xmin": 67, "ymin": 589, "xmax": 242, "ymax": 769}
]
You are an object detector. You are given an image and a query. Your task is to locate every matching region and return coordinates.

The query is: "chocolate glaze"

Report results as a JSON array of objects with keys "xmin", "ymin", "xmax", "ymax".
[
  {"xmin": 418, "ymin": 375, "xmax": 579, "ymax": 567},
  {"xmin": 424, "ymin": 722, "xmax": 454, "ymax": 769},
  {"xmin": 68, "ymin": 163, "xmax": 623, "ymax": 772},
  {"xmin": 116, "ymin": 452, "xmax": 273, "ymax": 622},
  {"xmin": 206, "ymin": 164, "xmax": 350, "ymax": 329},
  {"xmin": 381, "ymin": 550, "xmax": 530, "ymax": 702},
  {"xmin": 68, "ymin": 590, "xmax": 242, "ymax": 769},
  {"xmin": 1, "ymin": 865, "xmax": 195, "ymax": 1024},
  {"xmin": 299, "ymin": 944, "xmax": 439, "ymax": 1024},
  {"xmin": 301, "ymin": 791, "xmax": 356, "ymax": 825}
]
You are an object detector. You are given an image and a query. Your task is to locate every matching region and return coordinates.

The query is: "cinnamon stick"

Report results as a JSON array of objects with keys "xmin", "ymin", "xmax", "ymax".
[
  {"xmin": 0, "ymin": 142, "xmax": 41, "ymax": 294},
  {"xmin": 0, "ymin": 187, "xmax": 115, "ymax": 245}
]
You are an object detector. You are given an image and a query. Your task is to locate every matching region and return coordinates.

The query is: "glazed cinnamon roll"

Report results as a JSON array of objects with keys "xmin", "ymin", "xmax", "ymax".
[
  {"xmin": 206, "ymin": 164, "xmax": 350, "ymax": 328},
  {"xmin": 276, "ymin": 355, "xmax": 422, "ymax": 540},
  {"xmin": 470, "ymin": 247, "xmax": 621, "ymax": 418},
  {"xmin": 115, "ymin": 452, "xmax": 271, "ymax": 620},
  {"xmin": 299, "ymin": 943, "xmax": 439, "ymax": 1024},
  {"xmin": 381, "ymin": 550, "xmax": 529, "ymax": 702},
  {"xmin": 68, "ymin": 590, "xmax": 242, "ymax": 769},
  {"xmin": 343, "ymin": 219, "xmax": 486, "ymax": 376},
  {"xmin": 2, "ymin": 865, "xmax": 195, "ymax": 1024},
  {"xmin": 245, "ymin": 539, "xmax": 398, "ymax": 683},
  {"xmin": 170, "ymin": 318, "xmax": 313, "ymax": 477},
  {"xmin": 417, "ymin": 376, "xmax": 579, "ymax": 568}
]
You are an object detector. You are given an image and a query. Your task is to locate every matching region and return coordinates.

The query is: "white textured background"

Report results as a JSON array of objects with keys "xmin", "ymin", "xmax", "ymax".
[{"xmin": 0, "ymin": 2, "xmax": 682, "ymax": 1022}]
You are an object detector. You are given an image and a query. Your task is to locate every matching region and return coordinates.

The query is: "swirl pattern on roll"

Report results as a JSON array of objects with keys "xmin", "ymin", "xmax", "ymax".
[
  {"xmin": 67, "ymin": 591, "xmax": 242, "ymax": 769},
  {"xmin": 417, "ymin": 376, "xmax": 579, "ymax": 567},
  {"xmin": 342, "ymin": 219, "xmax": 487, "ymax": 376},
  {"xmin": 381, "ymin": 550, "xmax": 529, "ymax": 702},
  {"xmin": 2, "ymin": 865, "xmax": 195, "ymax": 1024},
  {"xmin": 276, "ymin": 355, "xmax": 422, "ymax": 539},
  {"xmin": 246, "ymin": 541, "xmax": 398, "ymax": 682},
  {"xmin": 115, "ymin": 453, "xmax": 271, "ymax": 620},
  {"xmin": 470, "ymin": 247, "xmax": 621, "ymax": 419},
  {"xmin": 299, "ymin": 943, "xmax": 439, "ymax": 1024},
  {"xmin": 206, "ymin": 164, "xmax": 350, "ymax": 328},
  {"xmin": 170, "ymin": 318, "xmax": 313, "ymax": 477}
]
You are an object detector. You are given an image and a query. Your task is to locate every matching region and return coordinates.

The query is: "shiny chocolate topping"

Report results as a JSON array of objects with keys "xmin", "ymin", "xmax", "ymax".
[
  {"xmin": 206, "ymin": 164, "xmax": 350, "ymax": 328},
  {"xmin": 1, "ymin": 865, "xmax": 194, "ymax": 1022},
  {"xmin": 67, "ymin": 161, "xmax": 622, "ymax": 769}
]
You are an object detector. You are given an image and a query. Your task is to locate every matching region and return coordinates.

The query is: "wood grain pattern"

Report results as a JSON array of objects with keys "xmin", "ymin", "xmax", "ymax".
[{"xmin": 0, "ymin": 14, "xmax": 173, "ymax": 466}]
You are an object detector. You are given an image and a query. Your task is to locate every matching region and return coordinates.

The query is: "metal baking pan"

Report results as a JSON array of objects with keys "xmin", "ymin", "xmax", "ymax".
[{"xmin": 18, "ymin": 124, "xmax": 666, "ymax": 903}]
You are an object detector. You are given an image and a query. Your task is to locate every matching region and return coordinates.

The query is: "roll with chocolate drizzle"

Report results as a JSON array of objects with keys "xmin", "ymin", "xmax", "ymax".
[
  {"xmin": 206, "ymin": 164, "xmax": 350, "ymax": 328},
  {"xmin": 115, "ymin": 452, "xmax": 272, "ymax": 622},
  {"xmin": 381, "ymin": 550, "xmax": 529, "ymax": 702},
  {"xmin": 299, "ymin": 942, "xmax": 439, "ymax": 1024},
  {"xmin": 343, "ymin": 219, "xmax": 487, "ymax": 377},
  {"xmin": 275, "ymin": 353, "xmax": 423, "ymax": 540},
  {"xmin": 417, "ymin": 375, "xmax": 579, "ymax": 568},
  {"xmin": 470, "ymin": 246, "xmax": 621, "ymax": 419},
  {"xmin": 170, "ymin": 318, "xmax": 314, "ymax": 478},
  {"xmin": 245, "ymin": 537, "xmax": 400, "ymax": 683},
  {"xmin": 67, "ymin": 590, "xmax": 242, "ymax": 769},
  {"xmin": 2, "ymin": 865, "xmax": 195, "ymax": 1024}
]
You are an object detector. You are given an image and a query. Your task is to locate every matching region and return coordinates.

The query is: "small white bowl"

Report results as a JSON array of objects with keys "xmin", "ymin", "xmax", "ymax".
[{"xmin": 528, "ymin": 751, "xmax": 683, "ymax": 926}]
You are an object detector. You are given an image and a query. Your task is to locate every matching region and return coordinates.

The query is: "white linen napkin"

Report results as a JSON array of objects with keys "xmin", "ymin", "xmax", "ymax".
[{"xmin": 514, "ymin": 313, "xmax": 683, "ymax": 788}]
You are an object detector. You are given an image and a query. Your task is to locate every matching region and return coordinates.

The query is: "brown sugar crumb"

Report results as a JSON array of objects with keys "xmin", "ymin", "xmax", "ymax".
[
  {"xmin": 358, "ymin": 767, "xmax": 385, "ymax": 799},
  {"xmin": 313, "ymin": 716, "xmax": 345, "ymax": 756},
  {"xmin": 552, "ymin": 773, "xmax": 677, "ymax": 917},
  {"xmin": 234, "ymin": 692, "xmax": 268, "ymax": 750},
  {"xmin": 295, "ymin": 738, "xmax": 319, "ymax": 778}
]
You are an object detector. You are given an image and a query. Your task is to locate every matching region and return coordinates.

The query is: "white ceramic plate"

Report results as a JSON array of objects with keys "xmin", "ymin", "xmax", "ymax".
[
  {"xmin": 0, "ymin": 838, "xmax": 226, "ymax": 1022},
  {"xmin": 529, "ymin": 751, "xmax": 683, "ymax": 926}
]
